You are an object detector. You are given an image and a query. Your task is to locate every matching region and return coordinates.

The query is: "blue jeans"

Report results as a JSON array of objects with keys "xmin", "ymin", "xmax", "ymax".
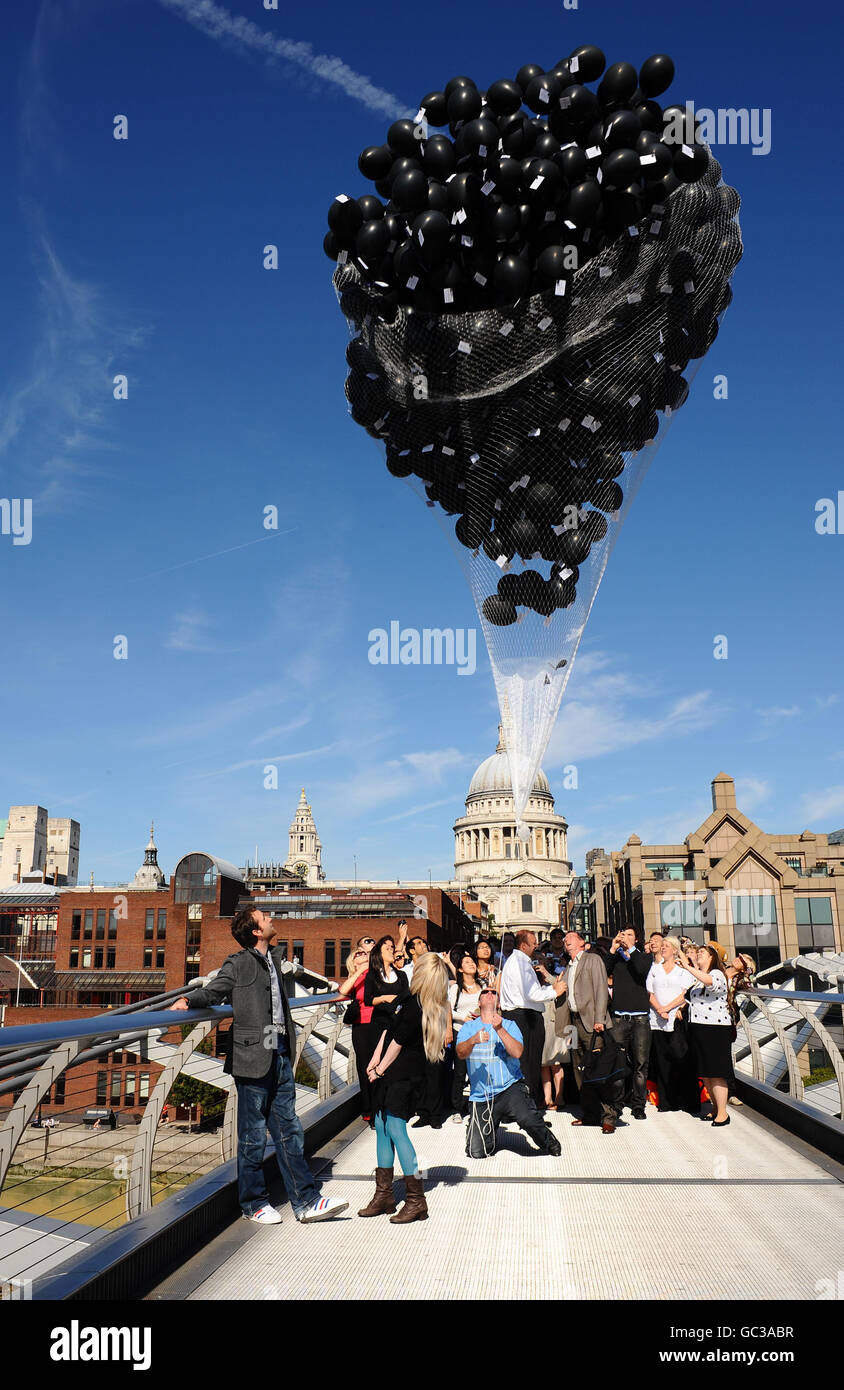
[{"xmin": 235, "ymin": 1049, "xmax": 317, "ymax": 1217}]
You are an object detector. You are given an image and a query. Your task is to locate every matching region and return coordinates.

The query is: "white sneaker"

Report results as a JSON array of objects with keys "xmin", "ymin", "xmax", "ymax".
[
  {"xmin": 451, "ymin": 1113, "xmax": 464, "ymax": 1124},
  {"xmin": 245, "ymin": 1204, "xmax": 282, "ymax": 1225},
  {"xmin": 298, "ymin": 1196, "xmax": 349, "ymax": 1223}
]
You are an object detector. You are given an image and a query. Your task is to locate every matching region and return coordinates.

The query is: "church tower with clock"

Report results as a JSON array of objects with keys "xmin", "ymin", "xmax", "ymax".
[{"xmin": 284, "ymin": 788, "xmax": 325, "ymax": 886}]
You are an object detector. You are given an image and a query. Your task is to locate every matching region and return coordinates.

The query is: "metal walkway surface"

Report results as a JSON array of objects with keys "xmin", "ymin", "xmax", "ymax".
[{"xmin": 148, "ymin": 1103, "xmax": 844, "ymax": 1302}]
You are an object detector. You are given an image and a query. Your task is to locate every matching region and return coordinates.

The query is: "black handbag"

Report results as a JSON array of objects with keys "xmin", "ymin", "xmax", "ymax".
[
  {"xmin": 344, "ymin": 997, "xmax": 361, "ymax": 1027},
  {"xmin": 582, "ymin": 1031, "xmax": 630, "ymax": 1089},
  {"xmin": 666, "ymin": 1016, "xmax": 689, "ymax": 1062}
]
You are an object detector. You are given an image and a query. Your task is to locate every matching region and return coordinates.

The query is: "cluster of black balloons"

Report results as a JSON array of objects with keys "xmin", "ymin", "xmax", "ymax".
[
  {"xmin": 331, "ymin": 46, "xmax": 741, "ymax": 625},
  {"xmin": 326, "ymin": 47, "xmax": 711, "ymax": 312}
]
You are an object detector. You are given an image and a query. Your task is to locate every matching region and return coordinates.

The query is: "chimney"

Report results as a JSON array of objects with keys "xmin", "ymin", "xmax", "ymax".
[{"xmin": 711, "ymin": 772, "xmax": 737, "ymax": 813}]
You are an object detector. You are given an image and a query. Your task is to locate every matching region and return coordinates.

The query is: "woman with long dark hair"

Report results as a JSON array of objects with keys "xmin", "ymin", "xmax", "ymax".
[
  {"xmin": 475, "ymin": 938, "xmax": 497, "ymax": 988},
  {"xmin": 363, "ymin": 935, "xmax": 410, "ymax": 1033},
  {"xmin": 448, "ymin": 951, "xmax": 483, "ymax": 1121},
  {"xmin": 679, "ymin": 942, "xmax": 738, "ymax": 1126},
  {"xmin": 359, "ymin": 952, "xmax": 450, "ymax": 1224}
]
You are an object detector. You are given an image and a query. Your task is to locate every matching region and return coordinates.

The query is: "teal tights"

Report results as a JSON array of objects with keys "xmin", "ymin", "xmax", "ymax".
[{"xmin": 374, "ymin": 1112, "xmax": 418, "ymax": 1176}]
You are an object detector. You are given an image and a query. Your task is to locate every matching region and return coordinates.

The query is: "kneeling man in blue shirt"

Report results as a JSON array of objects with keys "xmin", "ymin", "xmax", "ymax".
[{"xmin": 456, "ymin": 989, "xmax": 561, "ymax": 1158}]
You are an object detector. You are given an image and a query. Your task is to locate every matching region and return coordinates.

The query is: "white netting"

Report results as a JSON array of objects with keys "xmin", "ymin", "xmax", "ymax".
[{"xmin": 336, "ymin": 149, "xmax": 741, "ymax": 826}]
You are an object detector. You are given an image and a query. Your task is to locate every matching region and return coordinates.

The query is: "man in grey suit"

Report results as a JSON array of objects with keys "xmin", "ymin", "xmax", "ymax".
[
  {"xmin": 557, "ymin": 931, "xmax": 624, "ymax": 1134},
  {"xmin": 173, "ymin": 906, "xmax": 348, "ymax": 1225}
]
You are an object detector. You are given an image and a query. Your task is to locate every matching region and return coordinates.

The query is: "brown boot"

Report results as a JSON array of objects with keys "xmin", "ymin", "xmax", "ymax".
[
  {"xmin": 358, "ymin": 1167, "xmax": 396, "ymax": 1217},
  {"xmin": 389, "ymin": 1173, "xmax": 428, "ymax": 1224}
]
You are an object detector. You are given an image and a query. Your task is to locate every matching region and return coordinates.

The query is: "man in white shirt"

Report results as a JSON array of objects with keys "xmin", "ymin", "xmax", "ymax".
[{"xmin": 500, "ymin": 929, "xmax": 566, "ymax": 1107}]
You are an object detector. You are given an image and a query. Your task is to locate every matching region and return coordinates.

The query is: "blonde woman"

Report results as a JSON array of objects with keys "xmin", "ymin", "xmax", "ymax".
[
  {"xmin": 645, "ymin": 935, "xmax": 698, "ymax": 1113},
  {"xmin": 360, "ymin": 952, "xmax": 450, "ymax": 1224}
]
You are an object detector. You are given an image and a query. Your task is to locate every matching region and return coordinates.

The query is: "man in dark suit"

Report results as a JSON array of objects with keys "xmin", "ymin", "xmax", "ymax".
[
  {"xmin": 174, "ymin": 906, "xmax": 348, "ymax": 1225},
  {"xmin": 556, "ymin": 930, "xmax": 624, "ymax": 1133}
]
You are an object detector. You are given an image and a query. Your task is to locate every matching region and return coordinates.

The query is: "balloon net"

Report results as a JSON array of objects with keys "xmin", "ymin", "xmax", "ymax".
[{"xmin": 335, "ymin": 149, "xmax": 741, "ymax": 828}]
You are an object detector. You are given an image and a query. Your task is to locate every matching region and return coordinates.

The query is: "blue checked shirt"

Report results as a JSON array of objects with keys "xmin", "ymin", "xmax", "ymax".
[{"xmin": 458, "ymin": 1018, "xmax": 524, "ymax": 1101}]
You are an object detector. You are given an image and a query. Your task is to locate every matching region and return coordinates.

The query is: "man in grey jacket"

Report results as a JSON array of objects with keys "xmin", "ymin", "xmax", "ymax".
[{"xmin": 173, "ymin": 906, "xmax": 348, "ymax": 1225}]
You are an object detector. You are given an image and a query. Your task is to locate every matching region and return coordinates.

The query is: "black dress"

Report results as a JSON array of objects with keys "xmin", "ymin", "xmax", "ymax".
[
  {"xmin": 364, "ymin": 965, "xmax": 410, "ymax": 1035},
  {"xmin": 371, "ymin": 994, "xmax": 427, "ymax": 1122}
]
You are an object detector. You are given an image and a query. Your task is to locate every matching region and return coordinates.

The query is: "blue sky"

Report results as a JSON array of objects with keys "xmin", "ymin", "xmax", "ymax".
[{"xmin": 1, "ymin": 0, "xmax": 842, "ymax": 887}]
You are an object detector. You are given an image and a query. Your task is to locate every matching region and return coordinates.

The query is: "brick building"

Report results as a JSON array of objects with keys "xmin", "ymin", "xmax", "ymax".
[
  {"xmin": 0, "ymin": 830, "xmax": 475, "ymax": 1121},
  {"xmin": 567, "ymin": 772, "xmax": 844, "ymax": 969}
]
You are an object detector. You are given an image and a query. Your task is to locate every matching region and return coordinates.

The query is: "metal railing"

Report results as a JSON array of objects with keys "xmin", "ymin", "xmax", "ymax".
[
  {"xmin": 733, "ymin": 987, "xmax": 844, "ymax": 1127},
  {"xmin": 0, "ymin": 977, "xmax": 358, "ymax": 1290}
]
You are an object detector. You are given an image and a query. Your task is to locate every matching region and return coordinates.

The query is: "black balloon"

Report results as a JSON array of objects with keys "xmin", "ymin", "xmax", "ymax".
[
  {"xmin": 448, "ymin": 84, "xmax": 483, "ymax": 124},
  {"xmin": 388, "ymin": 120, "xmax": 421, "ymax": 156},
  {"xmin": 486, "ymin": 79, "xmax": 523, "ymax": 115},
  {"xmin": 597, "ymin": 62, "xmax": 638, "ymax": 106},
  {"xmin": 358, "ymin": 145, "xmax": 393, "ymax": 181},
  {"xmin": 419, "ymin": 90, "xmax": 448, "ymax": 126},
  {"xmin": 639, "ymin": 54, "xmax": 675, "ymax": 98},
  {"xmin": 567, "ymin": 45, "xmax": 606, "ymax": 83}
]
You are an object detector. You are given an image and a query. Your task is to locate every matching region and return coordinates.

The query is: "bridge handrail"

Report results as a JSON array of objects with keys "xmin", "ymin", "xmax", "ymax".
[{"xmin": 0, "ymin": 993, "xmax": 343, "ymax": 1052}]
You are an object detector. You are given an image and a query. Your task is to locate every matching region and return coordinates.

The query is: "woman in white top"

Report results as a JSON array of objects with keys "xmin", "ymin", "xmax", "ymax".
[
  {"xmin": 645, "ymin": 936, "xmax": 699, "ymax": 1113},
  {"xmin": 678, "ymin": 942, "xmax": 735, "ymax": 1126},
  {"xmin": 448, "ymin": 953, "xmax": 483, "ymax": 1121}
]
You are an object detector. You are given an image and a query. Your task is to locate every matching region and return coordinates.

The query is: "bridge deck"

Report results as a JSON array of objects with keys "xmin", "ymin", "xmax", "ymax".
[{"xmin": 148, "ymin": 1103, "xmax": 844, "ymax": 1302}]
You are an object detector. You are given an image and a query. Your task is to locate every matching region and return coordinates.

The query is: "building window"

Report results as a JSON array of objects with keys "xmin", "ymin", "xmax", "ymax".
[
  {"xmin": 94, "ymin": 948, "xmax": 103, "ymax": 969},
  {"xmin": 96, "ymin": 909, "xmax": 105, "ymax": 939},
  {"xmin": 145, "ymin": 910, "xmax": 154, "ymax": 940},
  {"xmin": 157, "ymin": 910, "xmax": 167, "ymax": 939},
  {"xmin": 69, "ymin": 949, "xmax": 79, "ymax": 968},
  {"xmin": 139, "ymin": 1074, "xmax": 150, "ymax": 1105},
  {"xmin": 71, "ymin": 911, "xmax": 81, "ymax": 940},
  {"xmin": 82, "ymin": 949, "xmax": 91, "ymax": 968},
  {"xmin": 784, "ymin": 857, "xmax": 803, "ymax": 875},
  {"xmin": 340, "ymin": 939, "xmax": 351, "ymax": 973},
  {"xmin": 276, "ymin": 940, "xmax": 288, "ymax": 961},
  {"xmin": 52, "ymin": 1074, "xmax": 66, "ymax": 1106},
  {"xmin": 324, "ymin": 940, "xmax": 336, "ymax": 977},
  {"xmin": 732, "ymin": 894, "xmax": 780, "ymax": 971},
  {"xmin": 106, "ymin": 948, "xmax": 115, "ymax": 968},
  {"xmin": 174, "ymin": 853, "xmax": 218, "ymax": 904},
  {"xmin": 84, "ymin": 910, "xmax": 93, "ymax": 940},
  {"xmin": 521, "ymin": 894, "xmax": 533, "ymax": 914},
  {"xmin": 155, "ymin": 948, "xmax": 165, "ymax": 969},
  {"xmin": 660, "ymin": 898, "xmax": 703, "ymax": 931},
  {"xmin": 143, "ymin": 948, "xmax": 152, "ymax": 968},
  {"xmin": 96, "ymin": 1071, "xmax": 107, "ymax": 1105},
  {"xmin": 124, "ymin": 1072, "xmax": 136, "ymax": 1105},
  {"xmin": 293, "ymin": 940, "xmax": 304, "ymax": 965},
  {"xmin": 111, "ymin": 1073, "xmax": 121, "ymax": 1104},
  {"xmin": 795, "ymin": 897, "xmax": 835, "ymax": 953},
  {"xmin": 108, "ymin": 909, "xmax": 118, "ymax": 939}
]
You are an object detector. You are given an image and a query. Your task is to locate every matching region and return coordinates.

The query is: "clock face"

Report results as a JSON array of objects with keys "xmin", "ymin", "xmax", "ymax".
[{"xmin": 295, "ymin": 862, "xmax": 308, "ymax": 878}]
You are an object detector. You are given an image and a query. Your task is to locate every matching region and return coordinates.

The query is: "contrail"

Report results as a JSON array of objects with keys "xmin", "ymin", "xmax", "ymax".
[
  {"xmin": 128, "ymin": 527, "xmax": 297, "ymax": 582},
  {"xmin": 156, "ymin": 0, "xmax": 411, "ymax": 119}
]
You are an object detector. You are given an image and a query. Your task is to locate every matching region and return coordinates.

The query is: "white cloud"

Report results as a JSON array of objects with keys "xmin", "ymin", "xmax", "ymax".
[
  {"xmin": 734, "ymin": 777, "xmax": 771, "ymax": 812},
  {"xmin": 186, "ymin": 745, "xmax": 337, "ymax": 779},
  {"xmin": 0, "ymin": 220, "xmax": 146, "ymax": 511},
  {"xmin": 157, "ymin": 0, "xmax": 410, "ymax": 117},
  {"xmin": 800, "ymin": 786, "xmax": 844, "ymax": 826},
  {"xmin": 395, "ymin": 749, "xmax": 468, "ymax": 780},
  {"xmin": 548, "ymin": 685, "xmax": 722, "ymax": 764},
  {"xmin": 166, "ymin": 609, "xmax": 216, "ymax": 652},
  {"xmin": 379, "ymin": 797, "xmax": 458, "ymax": 825}
]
